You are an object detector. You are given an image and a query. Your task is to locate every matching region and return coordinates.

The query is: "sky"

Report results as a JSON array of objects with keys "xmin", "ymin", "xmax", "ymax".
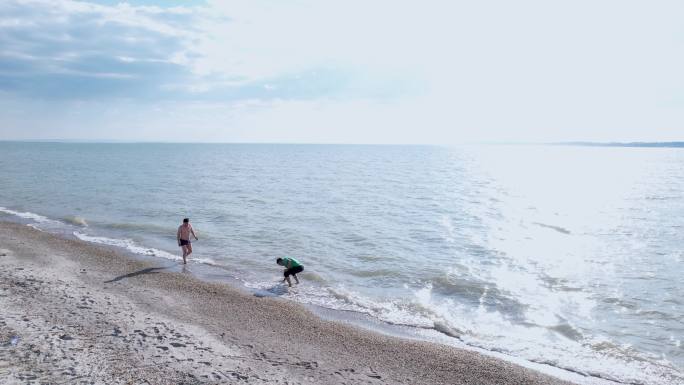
[{"xmin": 0, "ymin": 0, "xmax": 682, "ymax": 144}]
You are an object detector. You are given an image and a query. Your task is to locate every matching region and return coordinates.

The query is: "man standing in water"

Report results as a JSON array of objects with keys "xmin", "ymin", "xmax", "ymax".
[
  {"xmin": 177, "ymin": 218, "xmax": 198, "ymax": 264},
  {"xmin": 276, "ymin": 257, "xmax": 304, "ymax": 287}
]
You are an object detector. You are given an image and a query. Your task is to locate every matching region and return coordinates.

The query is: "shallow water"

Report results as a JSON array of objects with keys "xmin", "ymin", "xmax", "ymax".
[{"xmin": 1, "ymin": 142, "xmax": 682, "ymax": 384}]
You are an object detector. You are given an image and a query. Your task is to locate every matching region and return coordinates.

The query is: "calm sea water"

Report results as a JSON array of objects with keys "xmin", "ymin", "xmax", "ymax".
[{"xmin": 1, "ymin": 142, "xmax": 682, "ymax": 384}]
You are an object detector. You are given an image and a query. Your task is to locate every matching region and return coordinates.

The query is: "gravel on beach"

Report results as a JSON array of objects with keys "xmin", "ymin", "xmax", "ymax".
[{"xmin": 0, "ymin": 221, "xmax": 576, "ymax": 385}]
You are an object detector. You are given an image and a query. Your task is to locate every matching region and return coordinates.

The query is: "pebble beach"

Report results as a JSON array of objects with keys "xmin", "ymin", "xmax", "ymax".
[{"xmin": 0, "ymin": 222, "xmax": 577, "ymax": 385}]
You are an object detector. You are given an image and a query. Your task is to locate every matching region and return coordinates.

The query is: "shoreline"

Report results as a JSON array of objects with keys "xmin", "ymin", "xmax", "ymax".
[
  {"xmin": 1, "ymin": 221, "xmax": 582, "ymax": 384},
  {"xmin": 0, "ymin": 214, "xmax": 596, "ymax": 384}
]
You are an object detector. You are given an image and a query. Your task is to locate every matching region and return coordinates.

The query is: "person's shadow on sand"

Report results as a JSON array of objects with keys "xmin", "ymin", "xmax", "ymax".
[{"xmin": 104, "ymin": 266, "xmax": 169, "ymax": 283}]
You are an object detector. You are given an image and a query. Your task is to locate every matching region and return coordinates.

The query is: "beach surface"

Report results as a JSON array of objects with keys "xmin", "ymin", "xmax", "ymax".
[{"xmin": 0, "ymin": 222, "xmax": 576, "ymax": 385}]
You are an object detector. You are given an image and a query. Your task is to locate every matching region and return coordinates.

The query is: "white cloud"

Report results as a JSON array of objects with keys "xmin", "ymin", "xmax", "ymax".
[
  {"xmin": 0, "ymin": 0, "xmax": 201, "ymax": 98},
  {"xmin": 0, "ymin": 0, "xmax": 398, "ymax": 101},
  {"xmin": 0, "ymin": 0, "xmax": 683, "ymax": 143},
  {"xmin": 192, "ymin": 1, "xmax": 430, "ymax": 82}
]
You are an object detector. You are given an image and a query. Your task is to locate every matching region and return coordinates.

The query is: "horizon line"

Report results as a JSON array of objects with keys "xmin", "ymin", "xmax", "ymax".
[{"xmin": 1, "ymin": 139, "xmax": 683, "ymax": 147}]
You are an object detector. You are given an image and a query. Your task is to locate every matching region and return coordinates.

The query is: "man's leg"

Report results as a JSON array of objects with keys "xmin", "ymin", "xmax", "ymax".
[
  {"xmin": 284, "ymin": 275, "xmax": 292, "ymax": 287},
  {"xmin": 293, "ymin": 274, "xmax": 300, "ymax": 284},
  {"xmin": 182, "ymin": 245, "xmax": 188, "ymax": 264},
  {"xmin": 186, "ymin": 243, "xmax": 193, "ymax": 257}
]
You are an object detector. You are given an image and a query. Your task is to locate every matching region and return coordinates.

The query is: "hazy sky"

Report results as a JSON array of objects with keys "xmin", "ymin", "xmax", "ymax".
[{"xmin": 0, "ymin": 0, "xmax": 682, "ymax": 144}]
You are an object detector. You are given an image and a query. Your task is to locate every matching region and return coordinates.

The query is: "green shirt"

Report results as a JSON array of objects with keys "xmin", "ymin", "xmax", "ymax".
[{"xmin": 282, "ymin": 257, "xmax": 302, "ymax": 268}]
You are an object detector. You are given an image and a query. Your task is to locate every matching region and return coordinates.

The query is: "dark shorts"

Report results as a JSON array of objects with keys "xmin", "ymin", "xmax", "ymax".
[
  {"xmin": 179, "ymin": 239, "xmax": 190, "ymax": 246},
  {"xmin": 284, "ymin": 265, "xmax": 303, "ymax": 277}
]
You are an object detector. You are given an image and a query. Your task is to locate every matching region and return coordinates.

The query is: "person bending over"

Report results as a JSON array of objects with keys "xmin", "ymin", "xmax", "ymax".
[
  {"xmin": 277, "ymin": 257, "xmax": 303, "ymax": 287},
  {"xmin": 177, "ymin": 218, "xmax": 198, "ymax": 264}
]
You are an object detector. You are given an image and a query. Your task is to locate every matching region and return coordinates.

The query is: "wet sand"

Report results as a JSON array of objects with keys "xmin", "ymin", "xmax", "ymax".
[{"xmin": 0, "ymin": 222, "xmax": 576, "ymax": 384}]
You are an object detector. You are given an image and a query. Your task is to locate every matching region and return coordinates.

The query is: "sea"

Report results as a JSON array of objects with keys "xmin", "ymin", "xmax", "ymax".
[{"xmin": 0, "ymin": 142, "xmax": 682, "ymax": 385}]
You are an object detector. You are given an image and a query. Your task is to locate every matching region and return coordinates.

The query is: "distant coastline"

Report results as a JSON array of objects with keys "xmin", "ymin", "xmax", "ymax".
[
  {"xmin": 1, "ymin": 139, "xmax": 684, "ymax": 148},
  {"xmin": 553, "ymin": 141, "xmax": 684, "ymax": 148}
]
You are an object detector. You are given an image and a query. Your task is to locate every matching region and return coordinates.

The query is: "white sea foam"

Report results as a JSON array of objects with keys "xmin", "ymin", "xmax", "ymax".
[
  {"xmin": 276, "ymin": 282, "xmax": 436, "ymax": 329},
  {"xmin": 251, "ymin": 274, "xmax": 684, "ymax": 385},
  {"xmin": 0, "ymin": 207, "xmax": 56, "ymax": 224},
  {"xmin": 26, "ymin": 224, "xmax": 44, "ymax": 231},
  {"xmin": 63, "ymin": 216, "xmax": 88, "ymax": 227},
  {"xmin": 73, "ymin": 231, "xmax": 179, "ymax": 260},
  {"xmin": 72, "ymin": 231, "xmax": 217, "ymax": 266},
  {"xmin": 191, "ymin": 257, "xmax": 218, "ymax": 265}
]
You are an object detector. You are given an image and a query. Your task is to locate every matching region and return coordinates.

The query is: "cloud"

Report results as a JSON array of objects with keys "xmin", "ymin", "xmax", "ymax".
[
  {"xmin": 194, "ymin": 1, "xmax": 428, "ymax": 82},
  {"xmin": 0, "ymin": 0, "xmax": 200, "ymax": 99},
  {"xmin": 0, "ymin": 0, "xmax": 406, "ymax": 102},
  {"xmin": 0, "ymin": 0, "xmax": 682, "ymax": 143}
]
